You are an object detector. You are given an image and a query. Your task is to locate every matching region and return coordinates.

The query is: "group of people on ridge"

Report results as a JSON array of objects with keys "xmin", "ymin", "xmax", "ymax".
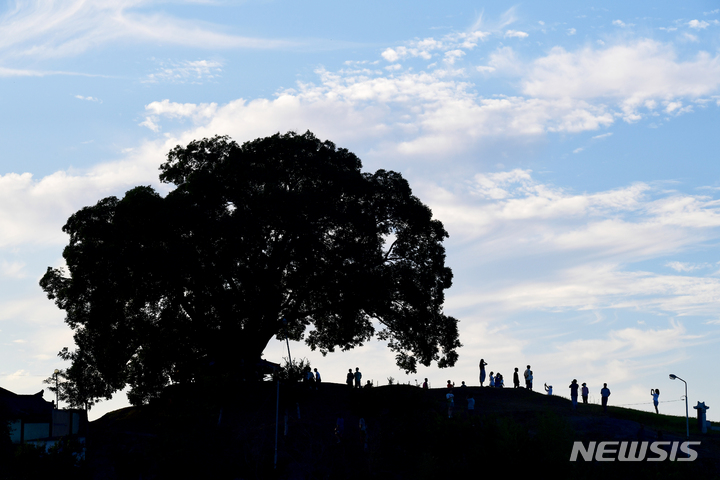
[
  {"xmin": 346, "ymin": 367, "xmax": 368, "ymax": 388},
  {"xmin": 478, "ymin": 360, "xmax": 534, "ymax": 390},
  {"xmin": 478, "ymin": 359, "xmax": 620, "ymax": 414}
]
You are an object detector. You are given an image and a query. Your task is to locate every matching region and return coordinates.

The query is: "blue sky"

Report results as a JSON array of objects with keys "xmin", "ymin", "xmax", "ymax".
[{"xmin": 1, "ymin": 0, "xmax": 720, "ymax": 421}]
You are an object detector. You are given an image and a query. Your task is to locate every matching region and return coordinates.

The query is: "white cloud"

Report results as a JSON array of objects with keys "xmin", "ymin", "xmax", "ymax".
[
  {"xmin": 381, "ymin": 48, "xmax": 401, "ymax": 63},
  {"xmin": 484, "ymin": 46, "xmax": 524, "ymax": 76},
  {"xmin": 535, "ymin": 320, "xmax": 700, "ymax": 389},
  {"xmin": 380, "ymin": 29, "xmax": 489, "ymax": 65},
  {"xmin": 134, "ymin": 64, "xmax": 621, "ymax": 160},
  {"xmin": 665, "ymin": 261, "xmax": 710, "ymax": 272},
  {"xmin": 422, "ymin": 169, "xmax": 720, "ymax": 269},
  {"xmin": 0, "ymin": 140, "xmax": 172, "ymax": 248},
  {"xmin": 688, "ymin": 20, "xmax": 710, "ymax": 29},
  {"xmin": 443, "ymin": 49, "xmax": 465, "ymax": 64},
  {"xmin": 522, "ymin": 40, "xmax": 720, "ymax": 122},
  {"xmin": 74, "ymin": 94, "xmax": 99, "ymax": 102},
  {"xmin": 567, "ymin": 28, "xmax": 576, "ymax": 36},
  {"xmin": 140, "ymin": 99, "xmax": 219, "ymax": 131},
  {"xmin": 504, "ymin": 30, "xmax": 528, "ymax": 38}
]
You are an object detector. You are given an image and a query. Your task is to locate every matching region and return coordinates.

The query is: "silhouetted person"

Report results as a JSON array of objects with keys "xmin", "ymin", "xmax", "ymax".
[
  {"xmin": 306, "ymin": 367, "xmax": 315, "ymax": 389},
  {"xmin": 569, "ymin": 379, "xmax": 579, "ymax": 409},
  {"xmin": 314, "ymin": 368, "xmax": 321, "ymax": 390},
  {"xmin": 354, "ymin": 367, "xmax": 362, "ymax": 388},
  {"xmin": 446, "ymin": 388, "xmax": 455, "ymax": 418},
  {"xmin": 524, "ymin": 365, "xmax": 531, "ymax": 390},
  {"xmin": 422, "ymin": 378, "xmax": 429, "ymax": 389},
  {"xmin": 581, "ymin": 383, "xmax": 589, "ymax": 404},
  {"xmin": 651, "ymin": 388, "xmax": 660, "ymax": 414},
  {"xmin": 489, "ymin": 372, "xmax": 495, "ymax": 387},
  {"xmin": 346, "ymin": 369, "xmax": 354, "ymax": 388},
  {"xmin": 513, "ymin": 367, "xmax": 520, "ymax": 388},
  {"xmin": 544, "ymin": 383, "xmax": 552, "ymax": 395},
  {"xmin": 601, "ymin": 383, "xmax": 611, "ymax": 413},
  {"xmin": 479, "ymin": 359, "xmax": 488, "ymax": 386}
]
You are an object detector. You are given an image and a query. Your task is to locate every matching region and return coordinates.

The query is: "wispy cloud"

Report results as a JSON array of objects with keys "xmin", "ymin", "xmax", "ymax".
[
  {"xmin": 665, "ymin": 261, "xmax": 712, "ymax": 272},
  {"xmin": 0, "ymin": 0, "xmax": 297, "ymax": 64},
  {"xmin": 144, "ymin": 59, "xmax": 223, "ymax": 84},
  {"xmin": 75, "ymin": 94, "xmax": 99, "ymax": 102}
]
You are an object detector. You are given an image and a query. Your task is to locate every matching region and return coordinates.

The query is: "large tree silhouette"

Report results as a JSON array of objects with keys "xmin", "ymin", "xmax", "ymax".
[{"xmin": 41, "ymin": 131, "xmax": 460, "ymax": 405}]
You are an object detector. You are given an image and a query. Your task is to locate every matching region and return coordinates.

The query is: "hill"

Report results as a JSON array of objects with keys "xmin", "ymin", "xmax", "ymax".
[{"xmin": 83, "ymin": 382, "xmax": 719, "ymax": 479}]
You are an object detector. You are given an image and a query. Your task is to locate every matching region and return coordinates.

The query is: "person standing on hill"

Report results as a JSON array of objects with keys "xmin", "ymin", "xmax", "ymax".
[
  {"xmin": 513, "ymin": 368, "xmax": 520, "ymax": 388},
  {"xmin": 354, "ymin": 367, "xmax": 362, "ymax": 388},
  {"xmin": 569, "ymin": 379, "xmax": 579, "ymax": 409},
  {"xmin": 581, "ymin": 383, "xmax": 589, "ymax": 404},
  {"xmin": 651, "ymin": 389, "xmax": 660, "ymax": 414},
  {"xmin": 446, "ymin": 388, "xmax": 455, "ymax": 418},
  {"xmin": 346, "ymin": 369, "xmax": 354, "ymax": 388},
  {"xmin": 524, "ymin": 365, "xmax": 531, "ymax": 390},
  {"xmin": 422, "ymin": 378, "xmax": 429, "ymax": 389},
  {"xmin": 479, "ymin": 359, "xmax": 488, "ymax": 386},
  {"xmin": 601, "ymin": 383, "xmax": 611, "ymax": 413},
  {"xmin": 314, "ymin": 368, "xmax": 321, "ymax": 390}
]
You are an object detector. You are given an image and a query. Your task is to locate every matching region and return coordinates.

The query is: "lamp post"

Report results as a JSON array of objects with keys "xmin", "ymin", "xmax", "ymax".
[
  {"xmin": 282, "ymin": 318, "xmax": 292, "ymax": 365},
  {"xmin": 275, "ymin": 318, "xmax": 292, "ymax": 470},
  {"xmin": 669, "ymin": 374, "xmax": 689, "ymax": 438},
  {"xmin": 53, "ymin": 369, "xmax": 60, "ymax": 409}
]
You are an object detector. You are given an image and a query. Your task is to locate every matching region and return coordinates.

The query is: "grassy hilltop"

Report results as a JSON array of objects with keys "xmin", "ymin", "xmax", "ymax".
[{"xmin": 78, "ymin": 382, "xmax": 720, "ymax": 479}]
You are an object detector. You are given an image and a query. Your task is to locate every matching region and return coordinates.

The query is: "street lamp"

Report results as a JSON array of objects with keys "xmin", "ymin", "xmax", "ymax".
[
  {"xmin": 669, "ymin": 374, "xmax": 689, "ymax": 438},
  {"xmin": 53, "ymin": 369, "xmax": 60, "ymax": 409},
  {"xmin": 282, "ymin": 317, "xmax": 292, "ymax": 365}
]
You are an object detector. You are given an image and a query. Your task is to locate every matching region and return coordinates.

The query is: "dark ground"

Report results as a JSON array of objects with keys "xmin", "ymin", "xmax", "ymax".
[{"xmin": 81, "ymin": 382, "xmax": 719, "ymax": 479}]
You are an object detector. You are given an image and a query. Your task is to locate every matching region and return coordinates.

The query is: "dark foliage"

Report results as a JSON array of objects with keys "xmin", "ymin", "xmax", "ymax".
[{"xmin": 40, "ymin": 131, "xmax": 460, "ymax": 405}]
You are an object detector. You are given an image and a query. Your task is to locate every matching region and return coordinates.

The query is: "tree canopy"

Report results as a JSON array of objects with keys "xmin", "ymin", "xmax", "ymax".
[{"xmin": 40, "ymin": 131, "xmax": 460, "ymax": 405}]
